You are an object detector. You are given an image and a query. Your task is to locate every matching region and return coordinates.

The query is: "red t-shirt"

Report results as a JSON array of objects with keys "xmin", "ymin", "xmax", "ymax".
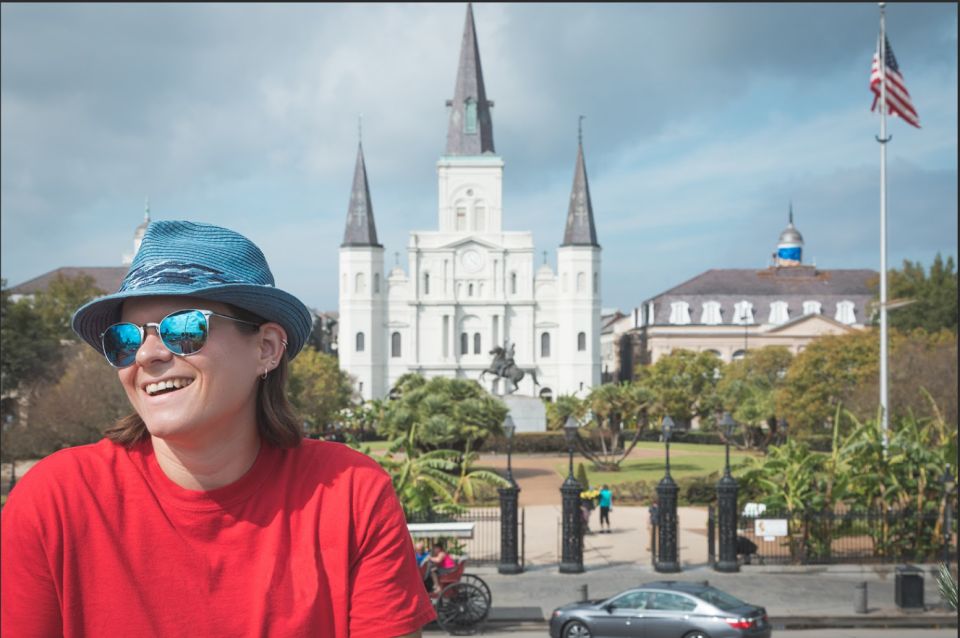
[{"xmin": 1, "ymin": 438, "xmax": 436, "ymax": 637}]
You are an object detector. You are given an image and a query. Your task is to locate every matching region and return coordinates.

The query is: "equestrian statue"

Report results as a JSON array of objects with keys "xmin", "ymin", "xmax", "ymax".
[{"xmin": 479, "ymin": 342, "xmax": 539, "ymax": 395}]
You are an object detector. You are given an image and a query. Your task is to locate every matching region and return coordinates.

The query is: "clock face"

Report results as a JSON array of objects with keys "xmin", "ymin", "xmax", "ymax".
[{"xmin": 461, "ymin": 248, "xmax": 484, "ymax": 273}]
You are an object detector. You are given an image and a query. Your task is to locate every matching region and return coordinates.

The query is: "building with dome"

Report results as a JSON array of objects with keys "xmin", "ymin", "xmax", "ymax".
[
  {"xmin": 338, "ymin": 4, "xmax": 602, "ymax": 401},
  {"xmin": 604, "ymin": 208, "xmax": 877, "ymax": 379}
]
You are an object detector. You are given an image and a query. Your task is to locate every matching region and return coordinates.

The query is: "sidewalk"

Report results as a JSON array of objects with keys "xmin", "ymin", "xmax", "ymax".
[{"xmin": 465, "ymin": 505, "xmax": 957, "ymax": 630}]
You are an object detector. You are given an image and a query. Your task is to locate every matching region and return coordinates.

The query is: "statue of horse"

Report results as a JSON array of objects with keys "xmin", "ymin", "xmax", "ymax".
[{"xmin": 479, "ymin": 344, "xmax": 539, "ymax": 395}]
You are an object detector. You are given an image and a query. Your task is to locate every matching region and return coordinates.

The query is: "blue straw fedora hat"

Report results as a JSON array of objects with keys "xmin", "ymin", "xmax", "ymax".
[{"xmin": 72, "ymin": 220, "xmax": 312, "ymax": 358}]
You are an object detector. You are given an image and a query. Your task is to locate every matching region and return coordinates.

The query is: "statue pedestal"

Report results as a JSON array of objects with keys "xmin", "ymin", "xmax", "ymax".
[{"xmin": 502, "ymin": 395, "xmax": 546, "ymax": 433}]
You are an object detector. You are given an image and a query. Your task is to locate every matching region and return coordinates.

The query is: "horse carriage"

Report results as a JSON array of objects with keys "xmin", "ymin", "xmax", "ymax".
[{"xmin": 409, "ymin": 522, "xmax": 492, "ymax": 635}]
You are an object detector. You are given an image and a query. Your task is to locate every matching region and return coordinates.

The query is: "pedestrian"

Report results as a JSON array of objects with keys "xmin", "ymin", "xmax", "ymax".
[
  {"xmin": 0, "ymin": 220, "xmax": 435, "ymax": 638},
  {"xmin": 598, "ymin": 484, "xmax": 613, "ymax": 533}
]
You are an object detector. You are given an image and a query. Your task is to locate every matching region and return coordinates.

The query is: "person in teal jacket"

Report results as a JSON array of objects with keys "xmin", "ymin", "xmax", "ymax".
[{"xmin": 598, "ymin": 485, "xmax": 613, "ymax": 533}]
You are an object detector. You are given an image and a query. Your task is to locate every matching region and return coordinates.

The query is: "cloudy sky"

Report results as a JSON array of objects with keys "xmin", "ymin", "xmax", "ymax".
[{"xmin": 2, "ymin": 2, "xmax": 956, "ymax": 314}]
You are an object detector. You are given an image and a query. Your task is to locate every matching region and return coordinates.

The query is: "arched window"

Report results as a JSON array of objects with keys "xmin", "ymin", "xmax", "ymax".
[
  {"xmin": 468, "ymin": 283, "xmax": 474, "ymax": 297},
  {"xmin": 354, "ymin": 272, "xmax": 366, "ymax": 294},
  {"xmin": 803, "ymin": 300, "xmax": 822, "ymax": 315},
  {"xmin": 669, "ymin": 301, "xmax": 691, "ymax": 325},
  {"xmin": 577, "ymin": 331, "xmax": 586, "ymax": 351},
  {"xmin": 461, "ymin": 332, "xmax": 469, "ymax": 355},
  {"xmin": 510, "ymin": 272, "xmax": 517, "ymax": 295},
  {"xmin": 593, "ymin": 272, "xmax": 598, "ymax": 294},
  {"xmin": 732, "ymin": 349, "xmax": 746, "ymax": 361},
  {"xmin": 456, "ymin": 206, "xmax": 467, "ymax": 231},
  {"xmin": 464, "ymin": 98, "xmax": 478, "ymax": 134},
  {"xmin": 541, "ymin": 332, "xmax": 551, "ymax": 358},
  {"xmin": 473, "ymin": 333, "xmax": 481, "ymax": 354},
  {"xmin": 391, "ymin": 332, "xmax": 401, "ymax": 358},
  {"xmin": 374, "ymin": 273, "xmax": 380, "ymax": 294},
  {"xmin": 423, "ymin": 272, "xmax": 430, "ymax": 295},
  {"xmin": 473, "ymin": 204, "xmax": 485, "ymax": 231},
  {"xmin": 700, "ymin": 301, "xmax": 722, "ymax": 325},
  {"xmin": 768, "ymin": 301, "xmax": 789, "ymax": 325},
  {"xmin": 576, "ymin": 272, "xmax": 585, "ymax": 292},
  {"xmin": 355, "ymin": 332, "xmax": 365, "ymax": 353},
  {"xmin": 835, "ymin": 300, "xmax": 856, "ymax": 325},
  {"xmin": 733, "ymin": 300, "xmax": 754, "ymax": 325}
]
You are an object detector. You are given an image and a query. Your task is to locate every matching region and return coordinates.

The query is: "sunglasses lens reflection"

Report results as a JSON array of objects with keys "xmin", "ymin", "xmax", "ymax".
[
  {"xmin": 159, "ymin": 310, "xmax": 208, "ymax": 355},
  {"xmin": 103, "ymin": 323, "xmax": 143, "ymax": 368}
]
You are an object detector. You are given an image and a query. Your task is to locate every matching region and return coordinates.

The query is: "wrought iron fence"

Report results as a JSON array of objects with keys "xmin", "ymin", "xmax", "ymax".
[
  {"xmin": 408, "ymin": 507, "xmax": 522, "ymax": 566},
  {"xmin": 728, "ymin": 508, "xmax": 957, "ymax": 565}
]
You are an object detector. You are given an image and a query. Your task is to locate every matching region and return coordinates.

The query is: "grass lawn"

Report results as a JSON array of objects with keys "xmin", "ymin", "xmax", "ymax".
[{"xmin": 557, "ymin": 442, "xmax": 760, "ymax": 486}]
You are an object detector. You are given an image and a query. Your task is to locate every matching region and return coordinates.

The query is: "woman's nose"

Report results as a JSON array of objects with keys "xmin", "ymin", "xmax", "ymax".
[{"xmin": 135, "ymin": 327, "xmax": 173, "ymax": 366}]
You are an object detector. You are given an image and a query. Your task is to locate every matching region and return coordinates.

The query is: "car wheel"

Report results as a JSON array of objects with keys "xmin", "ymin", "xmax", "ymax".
[
  {"xmin": 563, "ymin": 620, "xmax": 592, "ymax": 638},
  {"xmin": 683, "ymin": 631, "xmax": 711, "ymax": 638}
]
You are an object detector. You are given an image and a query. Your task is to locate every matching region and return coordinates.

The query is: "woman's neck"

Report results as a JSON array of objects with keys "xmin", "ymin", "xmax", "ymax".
[{"xmin": 152, "ymin": 426, "xmax": 261, "ymax": 491}]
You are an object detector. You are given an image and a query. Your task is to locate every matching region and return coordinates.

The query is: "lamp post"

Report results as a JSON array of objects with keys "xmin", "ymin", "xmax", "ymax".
[
  {"xmin": 655, "ymin": 416, "xmax": 680, "ymax": 572},
  {"xmin": 559, "ymin": 416, "xmax": 584, "ymax": 573},
  {"xmin": 942, "ymin": 464, "xmax": 955, "ymax": 569},
  {"xmin": 498, "ymin": 415, "xmax": 522, "ymax": 574},
  {"xmin": 778, "ymin": 417, "xmax": 788, "ymax": 445},
  {"xmin": 715, "ymin": 412, "xmax": 740, "ymax": 572}
]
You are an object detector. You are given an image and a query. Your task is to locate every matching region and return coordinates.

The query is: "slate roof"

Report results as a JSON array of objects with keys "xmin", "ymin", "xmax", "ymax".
[
  {"xmin": 561, "ymin": 141, "xmax": 600, "ymax": 247},
  {"xmin": 6, "ymin": 266, "xmax": 128, "ymax": 296},
  {"xmin": 445, "ymin": 3, "xmax": 495, "ymax": 156},
  {"xmin": 644, "ymin": 266, "xmax": 878, "ymax": 326},
  {"xmin": 341, "ymin": 143, "xmax": 382, "ymax": 248}
]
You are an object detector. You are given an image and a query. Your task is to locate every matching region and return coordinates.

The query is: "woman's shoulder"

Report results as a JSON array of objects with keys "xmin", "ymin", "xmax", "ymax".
[{"xmin": 288, "ymin": 439, "xmax": 389, "ymax": 479}]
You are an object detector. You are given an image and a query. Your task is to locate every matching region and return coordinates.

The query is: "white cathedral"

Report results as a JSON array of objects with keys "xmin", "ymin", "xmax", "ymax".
[{"xmin": 338, "ymin": 4, "xmax": 602, "ymax": 401}]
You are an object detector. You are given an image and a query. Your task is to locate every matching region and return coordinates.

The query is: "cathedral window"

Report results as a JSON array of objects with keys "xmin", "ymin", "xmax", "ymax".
[
  {"xmin": 456, "ymin": 206, "xmax": 467, "ymax": 231},
  {"xmin": 468, "ymin": 283, "xmax": 474, "ymax": 297},
  {"xmin": 461, "ymin": 332, "xmax": 469, "ymax": 355},
  {"xmin": 593, "ymin": 272, "xmax": 598, "ymax": 294},
  {"xmin": 577, "ymin": 332, "xmax": 586, "ymax": 352},
  {"xmin": 541, "ymin": 332, "xmax": 551, "ymax": 358},
  {"xmin": 465, "ymin": 98, "xmax": 478, "ymax": 134},
  {"xmin": 733, "ymin": 301, "xmax": 754, "ymax": 325},
  {"xmin": 473, "ymin": 333, "xmax": 481, "ymax": 354},
  {"xmin": 356, "ymin": 332, "xmax": 365, "ymax": 353},
  {"xmin": 354, "ymin": 272, "xmax": 366, "ymax": 294},
  {"xmin": 576, "ymin": 272, "xmax": 585, "ymax": 292},
  {"xmin": 374, "ymin": 273, "xmax": 380, "ymax": 294},
  {"xmin": 803, "ymin": 300, "xmax": 821, "ymax": 315},
  {"xmin": 424, "ymin": 272, "xmax": 430, "ymax": 295},
  {"xmin": 510, "ymin": 272, "xmax": 517, "ymax": 295},
  {"xmin": 473, "ymin": 204, "xmax": 485, "ymax": 231},
  {"xmin": 668, "ymin": 301, "xmax": 691, "ymax": 325},
  {"xmin": 700, "ymin": 301, "xmax": 722, "ymax": 325},
  {"xmin": 835, "ymin": 300, "xmax": 856, "ymax": 325},
  {"xmin": 768, "ymin": 301, "xmax": 789, "ymax": 325},
  {"xmin": 391, "ymin": 332, "xmax": 401, "ymax": 358}
]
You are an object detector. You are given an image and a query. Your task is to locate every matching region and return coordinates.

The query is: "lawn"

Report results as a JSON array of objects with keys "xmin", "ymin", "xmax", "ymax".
[{"xmin": 556, "ymin": 442, "xmax": 759, "ymax": 487}]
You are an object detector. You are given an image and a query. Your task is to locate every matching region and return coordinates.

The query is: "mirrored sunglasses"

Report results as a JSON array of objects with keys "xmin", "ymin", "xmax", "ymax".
[{"xmin": 100, "ymin": 308, "xmax": 261, "ymax": 369}]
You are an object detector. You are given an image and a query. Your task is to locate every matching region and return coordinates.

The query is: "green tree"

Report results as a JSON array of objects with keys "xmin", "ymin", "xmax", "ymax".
[
  {"xmin": 874, "ymin": 253, "xmax": 958, "ymax": 334},
  {"xmin": 716, "ymin": 346, "xmax": 793, "ymax": 448},
  {"xmin": 578, "ymin": 381, "xmax": 654, "ymax": 470},
  {"xmin": 777, "ymin": 330, "xmax": 878, "ymax": 435},
  {"xmin": 287, "ymin": 347, "xmax": 355, "ymax": 435},
  {"xmin": 635, "ymin": 349, "xmax": 723, "ymax": 427},
  {"xmin": 545, "ymin": 394, "xmax": 585, "ymax": 431}
]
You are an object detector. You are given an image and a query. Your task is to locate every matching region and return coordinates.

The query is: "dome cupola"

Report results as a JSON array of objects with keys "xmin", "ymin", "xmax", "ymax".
[{"xmin": 776, "ymin": 203, "xmax": 803, "ymax": 266}]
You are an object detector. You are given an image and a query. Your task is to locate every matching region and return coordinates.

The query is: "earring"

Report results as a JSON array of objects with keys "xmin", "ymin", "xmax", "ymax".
[{"xmin": 260, "ymin": 369, "xmax": 268, "ymax": 380}]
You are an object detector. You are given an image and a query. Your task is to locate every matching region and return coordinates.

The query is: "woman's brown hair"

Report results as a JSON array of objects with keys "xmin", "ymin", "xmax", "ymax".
[{"xmin": 104, "ymin": 303, "xmax": 303, "ymax": 448}]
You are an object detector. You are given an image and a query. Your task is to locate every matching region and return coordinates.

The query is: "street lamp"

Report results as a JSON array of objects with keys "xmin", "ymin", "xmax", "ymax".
[
  {"xmin": 498, "ymin": 414, "xmax": 522, "ymax": 574},
  {"xmin": 715, "ymin": 412, "xmax": 740, "ymax": 572},
  {"xmin": 942, "ymin": 464, "xmax": 956, "ymax": 569},
  {"xmin": 655, "ymin": 416, "xmax": 681, "ymax": 573},
  {"xmin": 559, "ymin": 416, "xmax": 584, "ymax": 573}
]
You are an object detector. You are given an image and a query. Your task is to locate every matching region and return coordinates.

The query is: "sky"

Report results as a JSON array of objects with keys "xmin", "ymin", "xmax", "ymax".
[{"xmin": 2, "ymin": 3, "xmax": 957, "ymax": 314}]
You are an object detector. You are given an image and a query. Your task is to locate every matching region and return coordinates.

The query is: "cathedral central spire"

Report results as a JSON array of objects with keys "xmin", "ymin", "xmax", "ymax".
[{"xmin": 445, "ymin": 3, "xmax": 495, "ymax": 156}]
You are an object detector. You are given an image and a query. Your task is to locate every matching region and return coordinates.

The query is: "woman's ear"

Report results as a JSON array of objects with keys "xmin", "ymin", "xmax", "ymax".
[{"xmin": 258, "ymin": 322, "xmax": 288, "ymax": 372}]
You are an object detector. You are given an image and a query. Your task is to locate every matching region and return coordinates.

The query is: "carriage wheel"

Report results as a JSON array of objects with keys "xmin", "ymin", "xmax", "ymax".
[
  {"xmin": 435, "ymin": 582, "xmax": 489, "ymax": 634},
  {"xmin": 460, "ymin": 573, "xmax": 492, "ymax": 605}
]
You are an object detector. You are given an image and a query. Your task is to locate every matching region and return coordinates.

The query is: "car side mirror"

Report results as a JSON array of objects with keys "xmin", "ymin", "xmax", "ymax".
[{"xmin": 603, "ymin": 603, "xmax": 615, "ymax": 614}]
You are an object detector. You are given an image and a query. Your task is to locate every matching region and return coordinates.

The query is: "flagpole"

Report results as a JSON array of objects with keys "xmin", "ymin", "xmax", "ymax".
[{"xmin": 877, "ymin": 2, "xmax": 890, "ymax": 454}]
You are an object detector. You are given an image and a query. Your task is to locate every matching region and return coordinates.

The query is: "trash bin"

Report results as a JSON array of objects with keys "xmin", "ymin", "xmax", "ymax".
[{"xmin": 894, "ymin": 565, "xmax": 924, "ymax": 609}]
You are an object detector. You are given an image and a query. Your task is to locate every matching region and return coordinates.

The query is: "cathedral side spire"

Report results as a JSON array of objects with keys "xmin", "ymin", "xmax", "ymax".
[
  {"xmin": 445, "ymin": 3, "xmax": 495, "ymax": 156},
  {"xmin": 561, "ymin": 119, "xmax": 599, "ymax": 247},
  {"xmin": 341, "ymin": 141, "xmax": 382, "ymax": 247}
]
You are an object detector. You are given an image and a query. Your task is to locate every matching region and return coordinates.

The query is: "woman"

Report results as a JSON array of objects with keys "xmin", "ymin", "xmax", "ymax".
[
  {"xmin": 425, "ymin": 540, "xmax": 458, "ymax": 592},
  {"xmin": 1, "ymin": 221, "xmax": 435, "ymax": 638}
]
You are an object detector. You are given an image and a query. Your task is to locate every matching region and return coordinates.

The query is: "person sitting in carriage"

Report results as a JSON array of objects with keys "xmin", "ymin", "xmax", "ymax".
[{"xmin": 425, "ymin": 540, "xmax": 457, "ymax": 592}]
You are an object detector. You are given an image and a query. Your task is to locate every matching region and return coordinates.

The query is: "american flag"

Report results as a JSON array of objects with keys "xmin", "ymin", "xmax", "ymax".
[{"xmin": 870, "ymin": 35, "xmax": 920, "ymax": 128}]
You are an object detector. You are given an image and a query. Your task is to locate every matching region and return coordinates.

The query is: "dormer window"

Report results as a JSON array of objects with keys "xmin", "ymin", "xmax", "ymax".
[
  {"xmin": 700, "ymin": 301, "xmax": 722, "ymax": 325},
  {"xmin": 465, "ymin": 98, "xmax": 478, "ymax": 134},
  {"xmin": 456, "ymin": 206, "xmax": 467, "ymax": 231},
  {"xmin": 668, "ymin": 301, "xmax": 691, "ymax": 325},
  {"xmin": 803, "ymin": 300, "xmax": 821, "ymax": 315},
  {"xmin": 733, "ymin": 301, "xmax": 754, "ymax": 325},
  {"xmin": 769, "ymin": 301, "xmax": 789, "ymax": 325},
  {"xmin": 835, "ymin": 300, "xmax": 856, "ymax": 325}
]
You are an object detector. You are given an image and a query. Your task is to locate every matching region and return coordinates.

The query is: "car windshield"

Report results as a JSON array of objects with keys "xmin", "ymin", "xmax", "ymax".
[{"xmin": 697, "ymin": 586, "xmax": 749, "ymax": 611}]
